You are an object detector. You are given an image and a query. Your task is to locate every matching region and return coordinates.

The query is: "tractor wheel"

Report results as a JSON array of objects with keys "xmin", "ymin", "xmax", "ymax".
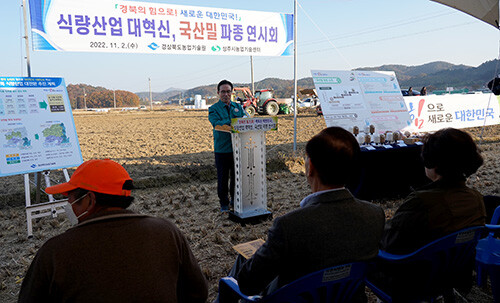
[
  {"xmin": 264, "ymin": 101, "xmax": 279, "ymax": 116},
  {"xmin": 245, "ymin": 106, "xmax": 256, "ymax": 117}
]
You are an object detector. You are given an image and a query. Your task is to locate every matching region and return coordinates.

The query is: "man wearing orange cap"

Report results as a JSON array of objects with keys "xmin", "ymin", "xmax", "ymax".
[{"xmin": 18, "ymin": 159, "xmax": 208, "ymax": 303}]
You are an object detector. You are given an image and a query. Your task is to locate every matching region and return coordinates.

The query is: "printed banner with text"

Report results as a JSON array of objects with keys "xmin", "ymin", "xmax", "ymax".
[
  {"xmin": 28, "ymin": 0, "xmax": 294, "ymax": 56},
  {"xmin": 403, "ymin": 94, "xmax": 500, "ymax": 132},
  {"xmin": 0, "ymin": 77, "xmax": 83, "ymax": 177}
]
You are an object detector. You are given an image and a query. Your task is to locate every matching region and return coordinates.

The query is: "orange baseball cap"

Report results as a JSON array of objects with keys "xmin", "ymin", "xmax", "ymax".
[{"xmin": 46, "ymin": 159, "xmax": 133, "ymax": 196}]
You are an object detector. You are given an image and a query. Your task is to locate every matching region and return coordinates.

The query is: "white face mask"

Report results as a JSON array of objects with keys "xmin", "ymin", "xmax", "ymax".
[{"xmin": 64, "ymin": 193, "xmax": 89, "ymax": 225}]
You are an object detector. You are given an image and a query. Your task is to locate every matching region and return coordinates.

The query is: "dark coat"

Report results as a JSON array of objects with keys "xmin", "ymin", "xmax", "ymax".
[
  {"xmin": 18, "ymin": 210, "xmax": 208, "ymax": 303},
  {"xmin": 381, "ymin": 179, "xmax": 486, "ymax": 254},
  {"xmin": 208, "ymin": 100, "xmax": 245, "ymax": 153},
  {"xmin": 237, "ymin": 189, "xmax": 385, "ymax": 296}
]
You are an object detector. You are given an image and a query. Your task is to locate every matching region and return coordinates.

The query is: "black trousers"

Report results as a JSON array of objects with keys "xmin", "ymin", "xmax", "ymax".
[{"xmin": 215, "ymin": 152, "xmax": 235, "ymax": 208}]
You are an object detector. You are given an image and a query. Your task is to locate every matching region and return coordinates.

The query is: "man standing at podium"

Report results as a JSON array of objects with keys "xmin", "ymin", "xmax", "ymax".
[{"xmin": 209, "ymin": 80, "xmax": 246, "ymax": 212}]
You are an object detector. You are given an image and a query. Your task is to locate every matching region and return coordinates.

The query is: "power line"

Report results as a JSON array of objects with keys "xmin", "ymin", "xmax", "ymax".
[
  {"xmin": 300, "ymin": 11, "xmax": 457, "ymax": 46},
  {"xmin": 303, "ymin": 13, "xmax": 454, "ymax": 45},
  {"xmin": 300, "ymin": 21, "xmax": 475, "ymax": 56},
  {"xmin": 297, "ymin": 0, "xmax": 353, "ymax": 69}
]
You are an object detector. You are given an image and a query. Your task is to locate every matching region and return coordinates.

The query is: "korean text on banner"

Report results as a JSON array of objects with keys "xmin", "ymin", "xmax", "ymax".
[
  {"xmin": 311, "ymin": 70, "xmax": 411, "ymax": 133},
  {"xmin": 28, "ymin": 0, "xmax": 294, "ymax": 57},
  {"xmin": 404, "ymin": 94, "xmax": 500, "ymax": 132},
  {"xmin": 0, "ymin": 77, "xmax": 83, "ymax": 177}
]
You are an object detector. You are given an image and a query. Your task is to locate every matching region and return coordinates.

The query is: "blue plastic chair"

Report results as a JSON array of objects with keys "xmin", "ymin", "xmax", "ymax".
[
  {"xmin": 476, "ymin": 205, "xmax": 500, "ymax": 303},
  {"xmin": 218, "ymin": 262, "xmax": 368, "ymax": 303},
  {"xmin": 365, "ymin": 226, "xmax": 484, "ymax": 303}
]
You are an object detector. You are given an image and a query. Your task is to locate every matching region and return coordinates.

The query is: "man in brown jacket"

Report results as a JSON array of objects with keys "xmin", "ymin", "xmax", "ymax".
[{"xmin": 19, "ymin": 159, "xmax": 207, "ymax": 303}]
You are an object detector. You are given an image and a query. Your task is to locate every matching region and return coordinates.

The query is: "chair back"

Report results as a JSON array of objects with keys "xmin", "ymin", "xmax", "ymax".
[
  {"xmin": 367, "ymin": 226, "xmax": 484, "ymax": 302},
  {"xmin": 219, "ymin": 262, "xmax": 367, "ymax": 303},
  {"xmin": 476, "ymin": 205, "xmax": 500, "ymax": 303},
  {"xmin": 262, "ymin": 262, "xmax": 367, "ymax": 303}
]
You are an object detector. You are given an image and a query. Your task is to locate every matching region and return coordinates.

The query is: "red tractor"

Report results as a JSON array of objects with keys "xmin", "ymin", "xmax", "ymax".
[{"xmin": 233, "ymin": 87, "xmax": 281, "ymax": 117}]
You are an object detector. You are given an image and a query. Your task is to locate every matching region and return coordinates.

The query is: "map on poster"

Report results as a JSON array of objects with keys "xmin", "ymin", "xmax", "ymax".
[
  {"xmin": 0, "ymin": 77, "xmax": 82, "ymax": 177},
  {"xmin": 311, "ymin": 70, "xmax": 411, "ymax": 133}
]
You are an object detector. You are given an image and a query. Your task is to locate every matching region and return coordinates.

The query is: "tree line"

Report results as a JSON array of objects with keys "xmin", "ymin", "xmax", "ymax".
[{"xmin": 67, "ymin": 84, "xmax": 140, "ymax": 109}]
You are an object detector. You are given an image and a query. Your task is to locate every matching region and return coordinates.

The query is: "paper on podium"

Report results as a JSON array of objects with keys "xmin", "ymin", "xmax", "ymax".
[
  {"xmin": 232, "ymin": 239, "xmax": 265, "ymax": 259},
  {"xmin": 214, "ymin": 125, "xmax": 232, "ymax": 132}
]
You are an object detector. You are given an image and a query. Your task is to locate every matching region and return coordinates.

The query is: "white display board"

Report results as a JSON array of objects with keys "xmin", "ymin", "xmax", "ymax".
[
  {"xmin": 311, "ymin": 70, "xmax": 411, "ymax": 133},
  {"xmin": 403, "ymin": 94, "xmax": 500, "ymax": 132},
  {"xmin": 0, "ymin": 77, "xmax": 83, "ymax": 177},
  {"xmin": 28, "ymin": 0, "xmax": 293, "ymax": 57}
]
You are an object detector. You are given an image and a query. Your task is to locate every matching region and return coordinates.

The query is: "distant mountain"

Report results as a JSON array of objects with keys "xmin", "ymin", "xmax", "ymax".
[
  {"xmin": 135, "ymin": 88, "xmax": 185, "ymax": 102},
  {"xmin": 356, "ymin": 61, "xmax": 470, "ymax": 79},
  {"xmin": 163, "ymin": 87, "xmax": 184, "ymax": 92},
  {"xmin": 131, "ymin": 59, "xmax": 499, "ymax": 103},
  {"xmin": 356, "ymin": 60, "xmax": 497, "ymax": 91}
]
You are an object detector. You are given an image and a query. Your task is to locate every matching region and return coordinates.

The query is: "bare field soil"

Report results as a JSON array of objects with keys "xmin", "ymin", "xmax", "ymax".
[{"xmin": 1, "ymin": 109, "xmax": 498, "ymax": 302}]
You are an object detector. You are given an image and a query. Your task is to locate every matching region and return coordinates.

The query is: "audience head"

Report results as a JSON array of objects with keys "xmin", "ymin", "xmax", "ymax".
[
  {"xmin": 305, "ymin": 127, "xmax": 360, "ymax": 188},
  {"xmin": 421, "ymin": 128, "xmax": 483, "ymax": 181},
  {"xmin": 46, "ymin": 159, "xmax": 135, "ymax": 222}
]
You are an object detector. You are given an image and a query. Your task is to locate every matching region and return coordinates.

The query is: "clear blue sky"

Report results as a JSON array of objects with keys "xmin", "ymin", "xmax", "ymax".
[{"xmin": 1, "ymin": 0, "xmax": 499, "ymax": 92}]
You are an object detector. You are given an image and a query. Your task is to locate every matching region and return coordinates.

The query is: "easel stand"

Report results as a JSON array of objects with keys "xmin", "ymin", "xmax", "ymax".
[
  {"xmin": 229, "ymin": 130, "xmax": 272, "ymax": 222},
  {"xmin": 24, "ymin": 169, "xmax": 70, "ymax": 237}
]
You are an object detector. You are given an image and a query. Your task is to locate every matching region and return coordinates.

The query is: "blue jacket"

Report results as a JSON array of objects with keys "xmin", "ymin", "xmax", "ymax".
[{"xmin": 208, "ymin": 100, "xmax": 245, "ymax": 153}]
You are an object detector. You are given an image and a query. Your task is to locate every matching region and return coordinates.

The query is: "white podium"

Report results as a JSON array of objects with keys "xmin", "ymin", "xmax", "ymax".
[{"xmin": 229, "ymin": 117, "xmax": 277, "ymax": 220}]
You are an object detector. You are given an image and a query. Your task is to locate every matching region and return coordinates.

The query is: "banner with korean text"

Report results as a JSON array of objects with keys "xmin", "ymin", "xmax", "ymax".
[
  {"xmin": 28, "ymin": 0, "xmax": 294, "ymax": 56},
  {"xmin": 0, "ymin": 77, "xmax": 83, "ymax": 177},
  {"xmin": 403, "ymin": 94, "xmax": 500, "ymax": 133}
]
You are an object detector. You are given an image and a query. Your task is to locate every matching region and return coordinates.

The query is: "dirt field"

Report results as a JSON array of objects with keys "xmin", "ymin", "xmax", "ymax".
[{"xmin": 0, "ymin": 109, "xmax": 498, "ymax": 302}]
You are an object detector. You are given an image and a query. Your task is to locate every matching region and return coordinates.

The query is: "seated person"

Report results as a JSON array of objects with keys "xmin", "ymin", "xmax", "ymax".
[
  {"xmin": 381, "ymin": 128, "xmax": 485, "ymax": 253},
  {"xmin": 19, "ymin": 159, "xmax": 208, "ymax": 303},
  {"xmin": 375, "ymin": 128, "xmax": 486, "ymax": 300},
  {"xmin": 219, "ymin": 127, "xmax": 386, "ymax": 302}
]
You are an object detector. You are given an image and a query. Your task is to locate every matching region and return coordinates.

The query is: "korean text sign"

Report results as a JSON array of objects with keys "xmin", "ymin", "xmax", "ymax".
[
  {"xmin": 403, "ymin": 94, "xmax": 500, "ymax": 132},
  {"xmin": 28, "ymin": 0, "xmax": 294, "ymax": 57},
  {"xmin": 0, "ymin": 77, "xmax": 83, "ymax": 177},
  {"xmin": 311, "ymin": 70, "xmax": 411, "ymax": 133},
  {"xmin": 231, "ymin": 117, "xmax": 278, "ymax": 133}
]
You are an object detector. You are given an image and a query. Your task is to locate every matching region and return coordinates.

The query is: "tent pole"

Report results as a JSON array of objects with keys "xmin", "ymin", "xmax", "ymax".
[
  {"xmin": 22, "ymin": 0, "xmax": 31, "ymax": 77},
  {"xmin": 293, "ymin": 0, "xmax": 298, "ymax": 152}
]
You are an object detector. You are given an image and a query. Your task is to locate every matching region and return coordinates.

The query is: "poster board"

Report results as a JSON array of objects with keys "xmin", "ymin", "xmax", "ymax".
[
  {"xmin": 403, "ymin": 94, "xmax": 500, "ymax": 132},
  {"xmin": 0, "ymin": 77, "xmax": 83, "ymax": 177},
  {"xmin": 311, "ymin": 70, "xmax": 411, "ymax": 133}
]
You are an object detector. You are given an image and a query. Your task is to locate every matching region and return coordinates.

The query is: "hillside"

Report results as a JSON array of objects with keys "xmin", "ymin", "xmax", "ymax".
[
  {"xmin": 135, "ymin": 87, "xmax": 185, "ymax": 102},
  {"xmin": 146, "ymin": 59, "xmax": 498, "ymax": 102},
  {"xmin": 68, "ymin": 59, "xmax": 499, "ymax": 105},
  {"xmin": 67, "ymin": 84, "xmax": 140, "ymax": 109}
]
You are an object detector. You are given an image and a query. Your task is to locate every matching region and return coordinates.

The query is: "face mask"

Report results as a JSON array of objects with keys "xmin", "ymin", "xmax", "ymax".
[{"xmin": 64, "ymin": 193, "xmax": 89, "ymax": 225}]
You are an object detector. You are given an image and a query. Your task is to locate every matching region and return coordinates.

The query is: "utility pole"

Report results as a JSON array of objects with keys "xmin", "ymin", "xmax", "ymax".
[
  {"xmin": 149, "ymin": 78, "xmax": 153, "ymax": 110},
  {"xmin": 113, "ymin": 89, "xmax": 116, "ymax": 109},
  {"xmin": 250, "ymin": 56, "xmax": 255, "ymax": 93},
  {"xmin": 83, "ymin": 87, "xmax": 87, "ymax": 110}
]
